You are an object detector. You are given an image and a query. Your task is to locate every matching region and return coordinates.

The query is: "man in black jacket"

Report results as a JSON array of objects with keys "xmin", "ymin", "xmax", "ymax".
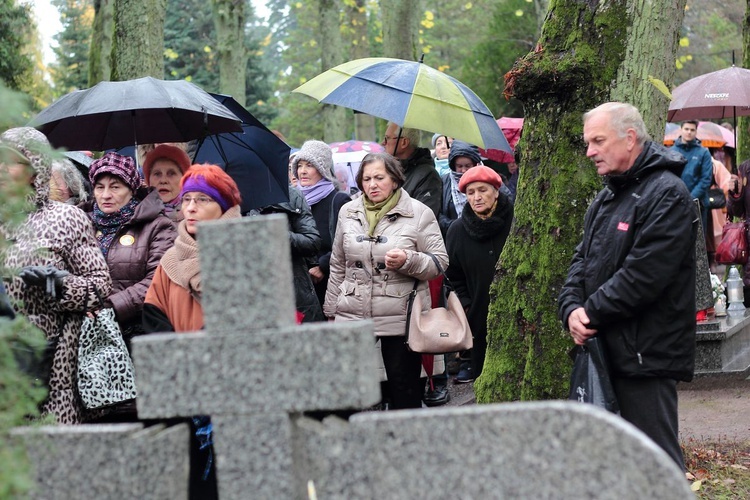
[{"xmin": 558, "ymin": 102, "xmax": 697, "ymax": 470}]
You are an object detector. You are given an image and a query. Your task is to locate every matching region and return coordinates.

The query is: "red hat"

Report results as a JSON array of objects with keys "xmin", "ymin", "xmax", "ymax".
[
  {"xmin": 458, "ymin": 165, "xmax": 503, "ymax": 193},
  {"xmin": 143, "ymin": 144, "xmax": 191, "ymax": 182}
]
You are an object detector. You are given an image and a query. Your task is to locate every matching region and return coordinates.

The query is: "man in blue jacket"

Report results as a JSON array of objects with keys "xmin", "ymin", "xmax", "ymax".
[
  {"xmin": 558, "ymin": 102, "xmax": 697, "ymax": 470},
  {"xmin": 671, "ymin": 120, "xmax": 713, "ymax": 231}
]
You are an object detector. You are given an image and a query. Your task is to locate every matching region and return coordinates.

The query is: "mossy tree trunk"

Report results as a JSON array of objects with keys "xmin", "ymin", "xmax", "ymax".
[
  {"xmin": 319, "ymin": 0, "xmax": 347, "ymax": 142},
  {"xmin": 475, "ymin": 0, "xmax": 687, "ymax": 403},
  {"xmin": 737, "ymin": 0, "xmax": 750, "ymax": 167},
  {"xmin": 349, "ymin": 0, "xmax": 376, "ymax": 141},
  {"xmin": 111, "ymin": 0, "xmax": 166, "ymax": 80},
  {"xmin": 88, "ymin": 0, "xmax": 114, "ymax": 85},
  {"xmin": 212, "ymin": 0, "xmax": 247, "ymax": 106}
]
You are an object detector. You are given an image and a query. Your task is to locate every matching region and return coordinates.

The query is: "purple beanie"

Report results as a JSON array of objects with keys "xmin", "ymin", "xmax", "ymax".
[
  {"xmin": 89, "ymin": 152, "xmax": 142, "ymax": 193},
  {"xmin": 180, "ymin": 176, "xmax": 231, "ymax": 212}
]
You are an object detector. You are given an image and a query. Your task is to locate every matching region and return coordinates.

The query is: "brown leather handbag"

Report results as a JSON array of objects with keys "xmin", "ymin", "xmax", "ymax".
[{"xmin": 405, "ymin": 254, "xmax": 473, "ymax": 354}]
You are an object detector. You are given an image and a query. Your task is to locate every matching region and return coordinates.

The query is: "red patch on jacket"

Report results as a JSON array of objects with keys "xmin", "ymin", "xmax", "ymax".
[{"xmin": 617, "ymin": 222, "xmax": 629, "ymax": 231}]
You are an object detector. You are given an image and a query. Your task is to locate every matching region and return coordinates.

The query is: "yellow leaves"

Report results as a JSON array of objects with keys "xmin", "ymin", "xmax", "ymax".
[
  {"xmin": 465, "ymin": 3, "xmax": 472, "ymax": 9},
  {"xmin": 438, "ymin": 65, "xmax": 450, "ymax": 72},
  {"xmin": 256, "ymin": 100, "xmax": 265, "ymax": 106},
  {"xmin": 203, "ymin": 46, "xmax": 212, "ymax": 53},
  {"xmin": 164, "ymin": 48, "xmax": 179, "ymax": 60},
  {"xmin": 309, "ymin": 40, "xmax": 317, "ymax": 47},
  {"xmin": 421, "ymin": 12, "xmax": 434, "ymax": 29},
  {"xmin": 295, "ymin": 2, "xmax": 303, "ymax": 8},
  {"xmin": 676, "ymin": 60, "xmax": 684, "ymax": 70},
  {"xmin": 424, "ymin": 11, "xmax": 434, "ymax": 21},
  {"xmin": 679, "ymin": 37, "xmax": 690, "ymax": 47},
  {"xmin": 690, "ymin": 480, "xmax": 702, "ymax": 492},
  {"xmin": 374, "ymin": 35, "xmax": 383, "ymax": 43},
  {"xmin": 647, "ymin": 76, "xmax": 672, "ymax": 100},
  {"xmin": 423, "ymin": 46, "xmax": 430, "ymax": 54},
  {"xmin": 185, "ymin": 76, "xmax": 192, "ymax": 82},
  {"xmin": 515, "ymin": 9, "xmax": 524, "ymax": 16},
  {"xmin": 261, "ymin": 34, "xmax": 272, "ymax": 48}
]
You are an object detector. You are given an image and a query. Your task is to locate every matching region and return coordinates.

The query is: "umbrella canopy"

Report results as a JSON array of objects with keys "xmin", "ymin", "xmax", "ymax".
[
  {"xmin": 31, "ymin": 77, "xmax": 242, "ymax": 151},
  {"xmin": 193, "ymin": 94, "xmax": 290, "ymax": 213},
  {"xmin": 480, "ymin": 117, "xmax": 524, "ymax": 163},
  {"xmin": 668, "ymin": 66, "xmax": 750, "ymax": 122},
  {"xmin": 663, "ymin": 121, "xmax": 734, "ymax": 149},
  {"xmin": 329, "ymin": 141, "xmax": 385, "ymax": 194},
  {"xmin": 329, "ymin": 140, "xmax": 384, "ymax": 154},
  {"xmin": 293, "ymin": 57, "xmax": 511, "ymax": 152}
]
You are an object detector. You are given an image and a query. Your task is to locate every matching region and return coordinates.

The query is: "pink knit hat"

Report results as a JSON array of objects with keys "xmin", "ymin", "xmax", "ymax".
[
  {"xmin": 89, "ymin": 152, "xmax": 142, "ymax": 193},
  {"xmin": 142, "ymin": 144, "xmax": 191, "ymax": 181}
]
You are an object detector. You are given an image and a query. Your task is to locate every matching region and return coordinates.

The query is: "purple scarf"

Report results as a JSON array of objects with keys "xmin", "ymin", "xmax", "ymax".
[
  {"xmin": 300, "ymin": 179, "xmax": 336, "ymax": 206},
  {"xmin": 92, "ymin": 198, "xmax": 138, "ymax": 257}
]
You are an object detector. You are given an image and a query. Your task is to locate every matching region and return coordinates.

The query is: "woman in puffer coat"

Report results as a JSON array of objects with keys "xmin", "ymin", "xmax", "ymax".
[
  {"xmin": 1, "ymin": 127, "xmax": 112, "ymax": 424},
  {"xmin": 82, "ymin": 152, "xmax": 176, "ymax": 345},
  {"xmin": 324, "ymin": 152, "xmax": 447, "ymax": 409}
]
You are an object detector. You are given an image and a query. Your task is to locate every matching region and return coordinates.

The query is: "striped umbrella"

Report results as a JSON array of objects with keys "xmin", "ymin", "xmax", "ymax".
[{"xmin": 293, "ymin": 57, "xmax": 511, "ymax": 152}]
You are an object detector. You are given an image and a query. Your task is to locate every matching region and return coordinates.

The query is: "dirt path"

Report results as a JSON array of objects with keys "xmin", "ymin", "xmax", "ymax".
[{"xmin": 678, "ymin": 374, "xmax": 750, "ymax": 442}]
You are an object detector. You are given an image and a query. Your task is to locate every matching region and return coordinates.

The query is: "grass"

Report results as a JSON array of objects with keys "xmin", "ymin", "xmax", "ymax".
[{"xmin": 683, "ymin": 438, "xmax": 750, "ymax": 498}]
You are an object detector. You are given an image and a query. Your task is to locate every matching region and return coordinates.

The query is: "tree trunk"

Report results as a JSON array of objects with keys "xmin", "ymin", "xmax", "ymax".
[
  {"xmin": 319, "ymin": 0, "xmax": 347, "ymax": 142},
  {"xmin": 212, "ymin": 0, "xmax": 246, "ymax": 106},
  {"xmin": 738, "ymin": 0, "xmax": 750, "ymax": 167},
  {"xmin": 111, "ymin": 0, "xmax": 166, "ymax": 80},
  {"xmin": 380, "ymin": 0, "xmax": 419, "ymax": 61},
  {"xmin": 89, "ymin": 0, "xmax": 114, "ymax": 85},
  {"xmin": 349, "ymin": 0, "xmax": 376, "ymax": 141},
  {"xmin": 475, "ymin": 0, "xmax": 687, "ymax": 403}
]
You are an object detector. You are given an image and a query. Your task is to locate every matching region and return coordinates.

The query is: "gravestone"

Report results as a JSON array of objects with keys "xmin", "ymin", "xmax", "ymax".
[{"xmin": 130, "ymin": 214, "xmax": 692, "ymax": 499}]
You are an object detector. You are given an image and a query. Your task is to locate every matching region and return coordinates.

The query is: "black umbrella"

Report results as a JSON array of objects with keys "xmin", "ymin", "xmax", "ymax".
[
  {"xmin": 30, "ymin": 77, "xmax": 242, "ymax": 151},
  {"xmin": 193, "ymin": 94, "xmax": 290, "ymax": 213}
]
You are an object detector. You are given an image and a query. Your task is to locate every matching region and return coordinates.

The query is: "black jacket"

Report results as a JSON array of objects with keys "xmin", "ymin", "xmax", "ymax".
[
  {"xmin": 445, "ymin": 193, "xmax": 513, "ymax": 341},
  {"xmin": 258, "ymin": 187, "xmax": 324, "ymax": 322},
  {"xmin": 309, "ymin": 189, "xmax": 351, "ymax": 306},
  {"xmin": 558, "ymin": 141, "xmax": 697, "ymax": 381},
  {"xmin": 399, "ymin": 147, "xmax": 443, "ymax": 218}
]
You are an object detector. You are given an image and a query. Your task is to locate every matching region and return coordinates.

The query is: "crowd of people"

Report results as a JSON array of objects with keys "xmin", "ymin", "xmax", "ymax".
[{"xmin": 3, "ymin": 102, "xmax": 734, "ymax": 481}]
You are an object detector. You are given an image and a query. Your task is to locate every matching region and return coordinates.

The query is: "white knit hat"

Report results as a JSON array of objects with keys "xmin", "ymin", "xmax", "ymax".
[{"xmin": 292, "ymin": 140, "xmax": 335, "ymax": 183}]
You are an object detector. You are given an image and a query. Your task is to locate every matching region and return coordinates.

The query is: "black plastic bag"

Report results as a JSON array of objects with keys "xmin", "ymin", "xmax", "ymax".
[{"xmin": 568, "ymin": 337, "xmax": 619, "ymax": 413}]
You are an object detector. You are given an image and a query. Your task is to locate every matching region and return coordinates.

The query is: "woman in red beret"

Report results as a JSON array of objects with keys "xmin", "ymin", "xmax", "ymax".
[
  {"xmin": 142, "ymin": 144, "xmax": 192, "ymax": 222},
  {"xmin": 446, "ymin": 165, "xmax": 514, "ymax": 383}
]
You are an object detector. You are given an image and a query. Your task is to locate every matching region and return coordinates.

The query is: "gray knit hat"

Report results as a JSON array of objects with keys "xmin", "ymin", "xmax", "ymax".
[{"xmin": 292, "ymin": 140, "xmax": 335, "ymax": 183}]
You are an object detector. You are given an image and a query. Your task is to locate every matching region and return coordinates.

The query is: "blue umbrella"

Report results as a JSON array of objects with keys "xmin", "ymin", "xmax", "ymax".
[{"xmin": 193, "ymin": 94, "xmax": 290, "ymax": 213}]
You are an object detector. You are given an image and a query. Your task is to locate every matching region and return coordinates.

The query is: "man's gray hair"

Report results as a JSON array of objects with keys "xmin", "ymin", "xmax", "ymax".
[
  {"xmin": 388, "ymin": 122, "xmax": 422, "ymax": 148},
  {"xmin": 583, "ymin": 102, "xmax": 651, "ymax": 145}
]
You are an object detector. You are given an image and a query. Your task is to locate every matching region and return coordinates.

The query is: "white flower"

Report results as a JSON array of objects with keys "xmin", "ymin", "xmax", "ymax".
[{"xmin": 711, "ymin": 274, "xmax": 725, "ymax": 302}]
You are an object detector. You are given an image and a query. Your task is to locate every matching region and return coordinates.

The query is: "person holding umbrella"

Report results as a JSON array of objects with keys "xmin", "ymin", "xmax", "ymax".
[
  {"xmin": 1, "ymin": 127, "xmax": 112, "ymax": 424},
  {"xmin": 382, "ymin": 122, "xmax": 443, "ymax": 218}
]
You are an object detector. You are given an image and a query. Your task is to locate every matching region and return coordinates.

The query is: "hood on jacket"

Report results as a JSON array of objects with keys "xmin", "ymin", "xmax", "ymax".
[
  {"xmin": 0, "ymin": 127, "xmax": 53, "ymax": 207},
  {"xmin": 607, "ymin": 141, "xmax": 686, "ymax": 190},
  {"xmin": 449, "ymin": 140, "xmax": 482, "ymax": 171}
]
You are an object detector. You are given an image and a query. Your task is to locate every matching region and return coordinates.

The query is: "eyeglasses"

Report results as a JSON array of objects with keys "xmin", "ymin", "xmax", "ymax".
[
  {"xmin": 182, "ymin": 195, "xmax": 216, "ymax": 206},
  {"xmin": 383, "ymin": 135, "xmax": 401, "ymax": 143}
]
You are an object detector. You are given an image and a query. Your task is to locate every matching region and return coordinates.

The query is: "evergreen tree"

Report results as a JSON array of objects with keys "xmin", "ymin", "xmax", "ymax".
[
  {"xmin": 0, "ymin": 0, "xmax": 34, "ymax": 91},
  {"xmin": 50, "ymin": 0, "xmax": 95, "ymax": 95}
]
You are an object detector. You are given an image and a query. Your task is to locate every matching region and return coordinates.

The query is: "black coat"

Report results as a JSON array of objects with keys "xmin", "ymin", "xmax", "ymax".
[
  {"xmin": 399, "ymin": 147, "xmax": 443, "ymax": 218},
  {"xmin": 445, "ymin": 194, "xmax": 512, "ymax": 345},
  {"xmin": 558, "ymin": 142, "xmax": 697, "ymax": 381},
  {"xmin": 259, "ymin": 187, "xmax": 324, "ymax": 322},
  {"xmin": 309, "ymin": 189, "xmax": 351, "ymax": 306}
]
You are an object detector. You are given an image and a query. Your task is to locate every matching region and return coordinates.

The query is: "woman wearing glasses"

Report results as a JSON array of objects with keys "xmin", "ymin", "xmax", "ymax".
[
  {"xmin": 143, "ymin": 164, "xmax": 242, "ymax": 333},
  {"xmin": 84, "ymin": 152, "xmax": 177, "ymax": 347}
]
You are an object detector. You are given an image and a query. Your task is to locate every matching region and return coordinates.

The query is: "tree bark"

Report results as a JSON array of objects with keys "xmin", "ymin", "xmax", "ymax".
[
  {"xmin": 380, "ymin": 0, "xmax": 419, "ymax": 61},
  {"xmin": 88, "ymin": 0, "xmax": 114, "ymax": 85},
  {"xmin": 349, "ymin": 0, "xmax": 376, "ymax": 141},
  {"xmin": 111, "ymin": 0, "xmax": 166, "ymax": 80},
  {"xmin": 319, "ymin": 0, "xmax": 347, "ymax": 141},
  {"xmin": 738, "ymin": 0, "xmax": 750, "ymax": 167},
  {"xmin": 212, "ymin": 0, "xmax": 247, "ymax": 106},
  {"xmin": 475, "ymin": 0, "xmax": 687, "ymax": 403}
]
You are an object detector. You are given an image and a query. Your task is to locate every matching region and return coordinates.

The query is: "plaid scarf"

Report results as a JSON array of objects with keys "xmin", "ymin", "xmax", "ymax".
[{"xmin": 91, "ymin": 198, "xmax": 138, "ymax": 257}]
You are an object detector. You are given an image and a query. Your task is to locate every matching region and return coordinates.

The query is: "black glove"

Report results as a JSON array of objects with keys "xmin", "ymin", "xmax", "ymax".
[
  {"xmin": 0, "ymin": 281, "xmax": 14, "ymax": 319},
  {"xmin": 18, "ymin": 265, "xmax": 70, "ymax": 300}
]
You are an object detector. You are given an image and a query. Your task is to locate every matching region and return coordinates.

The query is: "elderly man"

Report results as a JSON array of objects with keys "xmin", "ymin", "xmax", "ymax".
[
  {"xmin": 558, "ymin": 102, "xmax": 697, "ymax": 470},
  {"xmin": 382, "ymin": 122, "xmax": 442, "ymax": 217}
]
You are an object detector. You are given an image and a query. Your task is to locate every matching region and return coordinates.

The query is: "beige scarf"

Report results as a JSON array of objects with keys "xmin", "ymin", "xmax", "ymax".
[{"xmin": 160, "ymin": 205, "xmax": 241, "ymax": 294}]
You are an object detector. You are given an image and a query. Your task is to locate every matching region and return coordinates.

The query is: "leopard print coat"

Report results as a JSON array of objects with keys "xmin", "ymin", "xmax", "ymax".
[{"xmin": 1, "ymin": 127, "xmax": 112, "ymax": 424}]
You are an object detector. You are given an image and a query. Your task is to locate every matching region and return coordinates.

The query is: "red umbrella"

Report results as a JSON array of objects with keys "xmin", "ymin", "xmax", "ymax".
[
  {"xmin": 668, "ymin": 66, "xmax": 750, "ymax": 123},
  {"xmin": 479, "ymin": 117, "xmax": 524, "ymax": 163},
  {"xmin": 663, "ymin": 121, "xmax": 734, "ymax": 148}
]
